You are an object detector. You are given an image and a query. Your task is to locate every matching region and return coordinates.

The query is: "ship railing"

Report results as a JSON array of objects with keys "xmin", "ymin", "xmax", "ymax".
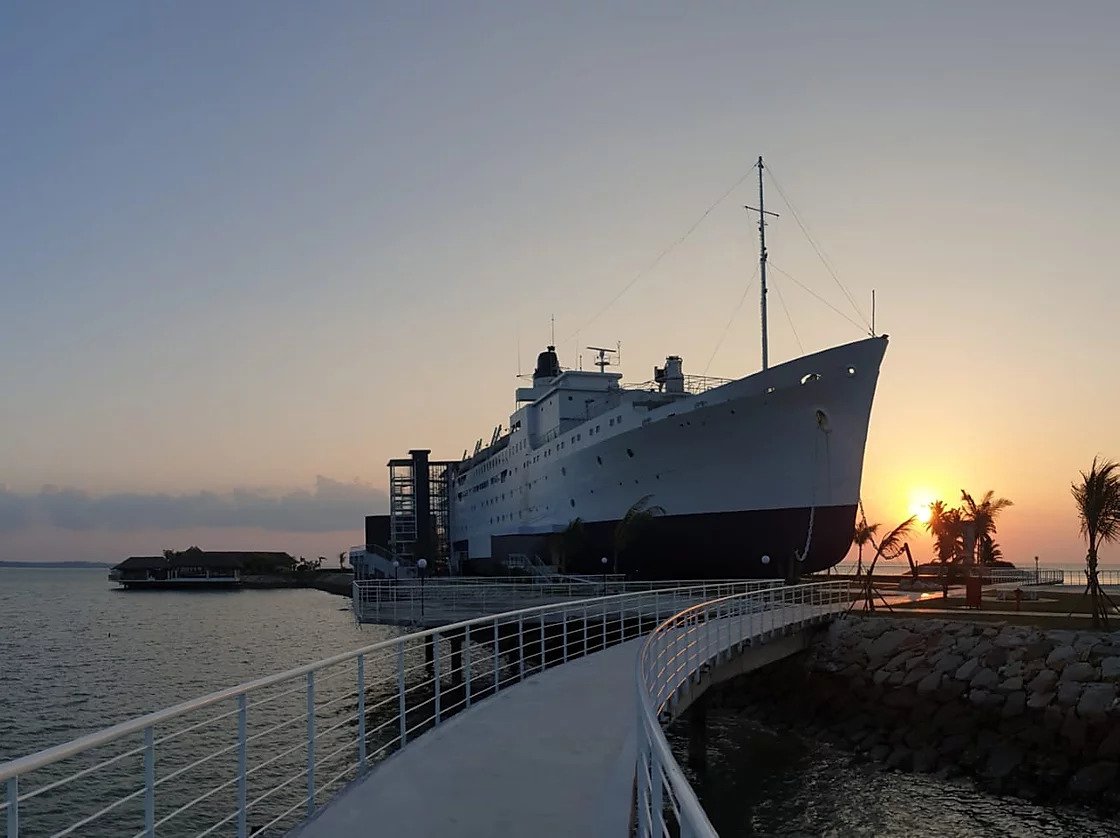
[
  {"xmin": 623, "ymin": 374, "xmax": 735, "ymax": 396},
  {"xmin": 352, "ymin": 578, "xmax": 783, "ymax": 624},
  {"xmin": 0, "ymin": 580, "xmax": 778, "ymax": 838},
  {"xmin": 635, "ymin": 579, "xmax": 857, "ymax": 838}
]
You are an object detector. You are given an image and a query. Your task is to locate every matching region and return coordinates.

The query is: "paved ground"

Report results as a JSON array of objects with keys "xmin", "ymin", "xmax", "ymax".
[{"xmin": 297, "ymin": 639, "xmax": 642, "ymax": 838}]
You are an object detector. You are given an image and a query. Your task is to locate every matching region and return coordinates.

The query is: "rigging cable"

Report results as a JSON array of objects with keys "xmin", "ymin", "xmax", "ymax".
[
  {"xmin": 763, "ymin": 162, "xmax": 872, "ymax": 333},
  {"xmin": 703, "ymin": 265, "xmax": 758, "ymax": 374},
  {"xmin": 769, "ymin": 261, "xmax": 867, "ymax": 332},
  {"xmin": 565, "ymin": 168, "xmax": 758, "ymax": 344},
  {"xmin": 772, "ymin": 272, "xmax": 804, "ymax": 355}
]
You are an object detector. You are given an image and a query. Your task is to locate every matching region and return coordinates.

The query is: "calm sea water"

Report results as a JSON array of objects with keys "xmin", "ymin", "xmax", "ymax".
[
  {"xmin": 3, "ymin": 568, "xmax": 1115, "ymax": 837},
  {"xmin": 0, "ymin": 568, "xmax": 389, "ymax": 763},
  {"xmin": 1, "ymin": 568, "xmax": 397, "ymax": 836},
  {"xmin": 672, "ymin": 710, "xmax": 1116, "ymax": 837}
]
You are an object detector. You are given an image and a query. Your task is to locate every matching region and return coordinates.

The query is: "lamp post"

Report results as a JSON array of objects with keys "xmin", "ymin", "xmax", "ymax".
[
  {"xmin": 601, "ymin": 556, "xmax": 608, "ymax": 595},
  {"xmin": 417, "ymin": 558, "xmax": 428, "ymax": 618},
  {"xmin": 1035, "ymin": 555, "xmax": 1039, "ymax": 585}
]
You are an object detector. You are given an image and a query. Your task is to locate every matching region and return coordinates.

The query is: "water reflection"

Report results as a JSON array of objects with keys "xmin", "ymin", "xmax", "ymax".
[{"xmin": 670, "ymin": 710, "xmax": 1115, "ymax": 837}]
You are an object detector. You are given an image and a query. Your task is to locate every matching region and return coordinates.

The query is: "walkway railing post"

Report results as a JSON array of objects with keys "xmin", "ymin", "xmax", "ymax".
[
  {"xmin": 562, "ymin": 609, "xmax": 569, "ymax": 664},
  {"xmin": 306, "ymin": 671, "xmax": 316, "ymax": 818},
  {"xmin": 465, "ymin": 634, "xmax": 473, "ymax": 708},
  {"xmin": 397, "ymin": 644, "xmax": 407, "ymax": 748},
  {"xmin": 493, "ymin": 622, "xmax": 500, "ymax": 692},
  {"xmin": 539, "ymin": 617, "xmax": 546, "ymax": 674},
  {"xmin": 518, "ymin": 616, "xmax": 525, "ymax": 681},
  {"xmin": 434, "ymin": 632, "xmax": 442, "ymax": 724},
  {"xmin": 237, "ymin": 694, "xmax": 248, "ymax": 838},
  {"xmin": 7, "ymin": 777, "xmax": 18, "ymax": 838},
  {"xmin": 358, "ymin": 654, "xmax": 367, "ymax": 770},
  {"xmin": 143, "ymin": 725, "xmax": 154, "ymax": 837}
]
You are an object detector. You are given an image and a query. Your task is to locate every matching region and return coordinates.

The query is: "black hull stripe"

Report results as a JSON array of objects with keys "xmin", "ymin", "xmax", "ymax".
[{"xmin": 469, "ymin": 504, "xmax": 858, "ymax": 580}]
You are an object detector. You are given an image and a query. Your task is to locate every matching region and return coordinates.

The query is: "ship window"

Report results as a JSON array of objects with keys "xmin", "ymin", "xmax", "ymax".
[
  {"xmin": 609, "ymin": 418, "xmax": 614, "ymax": 426},
  {"xmin": 626, "ymin": 448, "xmax": 634, "ymax": 458},
  {"xmin": 800, "ymin": 373, "xmax": 821, "ymax": 385},
  {"xmin": 847, "ymin": 366, "xmax": 857, "ymax": 377},
  {"xmin": 570, "ymin": 499, "xmax": 575, "ymax": 507},
  {"xmin": 561, "ymin": 467, "xmax": 566, "ymax": 476},
  {"xmin": 596, "ymin": 456, "xmax": 602, "ymax": 465}
]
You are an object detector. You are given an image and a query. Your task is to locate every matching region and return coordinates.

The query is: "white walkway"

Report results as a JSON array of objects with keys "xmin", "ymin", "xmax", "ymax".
[{"xmin": 297, "ymin": 639, "xmax": 642, "ymax": 838}]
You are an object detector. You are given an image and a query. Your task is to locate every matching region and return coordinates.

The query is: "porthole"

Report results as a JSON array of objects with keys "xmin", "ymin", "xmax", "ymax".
[
  {"xmin": 570, "ymin": 499, "xmax": 575, "ymax": 508},
  {"xmin": 847, "ymin": 366, "xmax": 857, "ymax": 377},
  {"xmin": 626, "ymin": 448, "xmax": 634, "ymax": 458},
  {"xmin": 597, "ymin": 456, "xmax": 603, "ymax": 465}
]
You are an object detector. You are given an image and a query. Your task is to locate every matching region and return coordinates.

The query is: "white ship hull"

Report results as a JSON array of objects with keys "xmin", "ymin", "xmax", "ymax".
[{"xmin": 449, "ymin": 336, "xmax": 887, "ymax": 579}]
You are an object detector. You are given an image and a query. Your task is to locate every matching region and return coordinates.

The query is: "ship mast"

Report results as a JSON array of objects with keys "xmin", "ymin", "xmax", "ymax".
[{"xmin": 745, "ymin": 156, "xmax": 779, "ymax": 371}]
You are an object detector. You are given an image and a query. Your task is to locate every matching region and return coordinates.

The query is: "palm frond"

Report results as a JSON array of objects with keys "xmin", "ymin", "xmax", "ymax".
[
  {"xmin": 1073, "ymin": 457, "xmax": 1120, "ymax": 545},
  {"xmin": 876, "ymin": 516, "xmax": 917, "ymax": 559}
]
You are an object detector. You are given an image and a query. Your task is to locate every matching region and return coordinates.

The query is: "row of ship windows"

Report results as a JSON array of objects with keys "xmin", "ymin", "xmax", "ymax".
[{"xmin": 460, "ymin": 444, "xmax": 642, "ymax": 504}]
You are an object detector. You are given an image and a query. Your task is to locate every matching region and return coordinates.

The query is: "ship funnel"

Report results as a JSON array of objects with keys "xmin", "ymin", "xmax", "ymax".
[
  {"xmin": 533, "ymin": 345, "xmax": 561, "ymax": 382},
  {"xmin": 655, "ymin": 355, "xmax": 685, "ymax": 394}
]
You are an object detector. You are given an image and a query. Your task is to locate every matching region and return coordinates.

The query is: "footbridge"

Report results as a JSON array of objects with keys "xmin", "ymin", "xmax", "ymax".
[{"xmin": 0, "ymin": 580, "xmax": 855, "ymax": 838}]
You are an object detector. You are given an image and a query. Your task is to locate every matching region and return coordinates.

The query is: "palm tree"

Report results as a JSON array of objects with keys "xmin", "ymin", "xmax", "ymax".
[
  {"xmin": 960, "ymin": 490, "xmax": 1013, "ymax": 567},
  {"xmin": 926, "ymin": 500, "xmax": 962, "ymax": 593},
  {"xmin": 854, "ymin": 515, "xmax": 917, "ymax": 612},
  {"xmin": 1072, "ymin": 457, "xmax": 1120, "ymax": 629},
  {"xmin": 613, "ymin": 495, "xmax": 666, "ymax": 575},
  {"xmin": 926, "ymin": 500, "xmax": 962, "ymax": 565},
  {"xmin": 852, "ymin": 516, "xmax": 881, "ymax": 577}
]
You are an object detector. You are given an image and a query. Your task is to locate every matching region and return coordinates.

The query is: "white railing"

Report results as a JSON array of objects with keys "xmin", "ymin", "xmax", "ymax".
[
  {"xmin": 823, "ymin": 563, "xmax": 1067, "ymax": 586},
  {"xmin": 0, "ymin": 582, "xmax": 777, "ymax": 838},
  {"xmin": 635, "ymin": 580, "xmax": 856, "ymax": 838},
  {"xmin": 352, "ymin": 578, "xmax": 780, "ymax": 624}
]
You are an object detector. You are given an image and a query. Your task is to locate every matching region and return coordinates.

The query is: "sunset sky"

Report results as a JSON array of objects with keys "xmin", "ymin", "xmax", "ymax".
[{"xmin": 3, "ymin": 2, "xmax": 1118, "ymax": 566}]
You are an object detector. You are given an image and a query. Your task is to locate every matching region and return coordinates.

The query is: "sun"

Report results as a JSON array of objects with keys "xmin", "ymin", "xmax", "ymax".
[{"xmin": 908, "ymin": 490, "xmax": 936, "ymax": 525}]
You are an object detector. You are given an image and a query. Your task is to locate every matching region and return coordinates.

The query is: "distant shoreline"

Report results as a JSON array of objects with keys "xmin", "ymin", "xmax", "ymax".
[{"xmin": 0, "ymin": 560, "xmax": 113, "ymax": 569}]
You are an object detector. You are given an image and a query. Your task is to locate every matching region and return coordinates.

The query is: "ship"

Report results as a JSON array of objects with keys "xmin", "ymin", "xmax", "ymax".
[
  {"xmin": 446, "ymin": 158, "xmax": 887, "ymax": 579},
  {"xmin": 358, "ymin": 158, "xmax": 888, "ymax": 580}
]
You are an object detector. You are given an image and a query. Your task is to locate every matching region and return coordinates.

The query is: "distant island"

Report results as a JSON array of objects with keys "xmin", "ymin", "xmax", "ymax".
[{"xmin": 0, "ymin": 560, "xmax": 113, "ymax": 569}]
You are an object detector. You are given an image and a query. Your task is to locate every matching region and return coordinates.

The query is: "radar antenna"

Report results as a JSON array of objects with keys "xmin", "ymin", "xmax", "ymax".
[{"xmin": 586, "ymin": 344, "xmax": 619, "ymax": 373}]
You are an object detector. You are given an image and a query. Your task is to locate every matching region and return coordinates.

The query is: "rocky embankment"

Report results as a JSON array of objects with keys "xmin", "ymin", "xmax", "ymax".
[{"xmin": 727, "ymin": 616, "xmax": 1120, "ymax": 806}]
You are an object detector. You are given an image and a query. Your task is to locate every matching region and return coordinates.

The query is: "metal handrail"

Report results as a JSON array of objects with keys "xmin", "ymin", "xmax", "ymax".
[
  {"xmin": 1, "ymin": 580, "xmax": 778, "ymax": 838},
  {"xmin": 351, "ymin": 578, "xmax": 783, "ymax": 625},
  {"xmin": 634, "ymin": 580, "xmax": 856, "ymax": 837}
]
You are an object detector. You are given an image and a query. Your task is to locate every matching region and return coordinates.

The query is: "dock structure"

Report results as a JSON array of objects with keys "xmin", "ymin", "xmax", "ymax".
[{"xmin": 0, "ymin": 580, "xmax": 854, "ymax": 838}]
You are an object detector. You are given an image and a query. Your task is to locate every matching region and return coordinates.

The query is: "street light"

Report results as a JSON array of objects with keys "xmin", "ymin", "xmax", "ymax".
[
  {"xmin": 1035, "ymin": 555, "xmax": 1040, "ymax": 585},
  {"xmin": 601, "ymin": 556, "xmax": 608, "ymax": 595},
  {"xmin": 417, "ymin": 558, "xmax": 428, "ymax": 618}
]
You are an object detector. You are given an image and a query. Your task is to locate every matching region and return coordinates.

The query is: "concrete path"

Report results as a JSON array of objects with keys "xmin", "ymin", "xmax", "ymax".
[{"xmin": 297, "ymin": 639, "xmax": 642, "ymax": 838}]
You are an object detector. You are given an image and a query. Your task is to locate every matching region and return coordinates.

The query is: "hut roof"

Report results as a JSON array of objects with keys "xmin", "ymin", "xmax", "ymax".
[
  {"xmin": 169, "ymin": 552, "xmax": 243, "ymax": 569},
  {"xmin": 113, "ymin": 556, "xmax": 168, "ymax": 571}
]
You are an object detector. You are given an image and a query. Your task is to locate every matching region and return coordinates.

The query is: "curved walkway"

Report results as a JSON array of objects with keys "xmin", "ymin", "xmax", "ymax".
[{"xmin": 296, "ymin": 639, "xmax": 643, "ymax": 838}]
